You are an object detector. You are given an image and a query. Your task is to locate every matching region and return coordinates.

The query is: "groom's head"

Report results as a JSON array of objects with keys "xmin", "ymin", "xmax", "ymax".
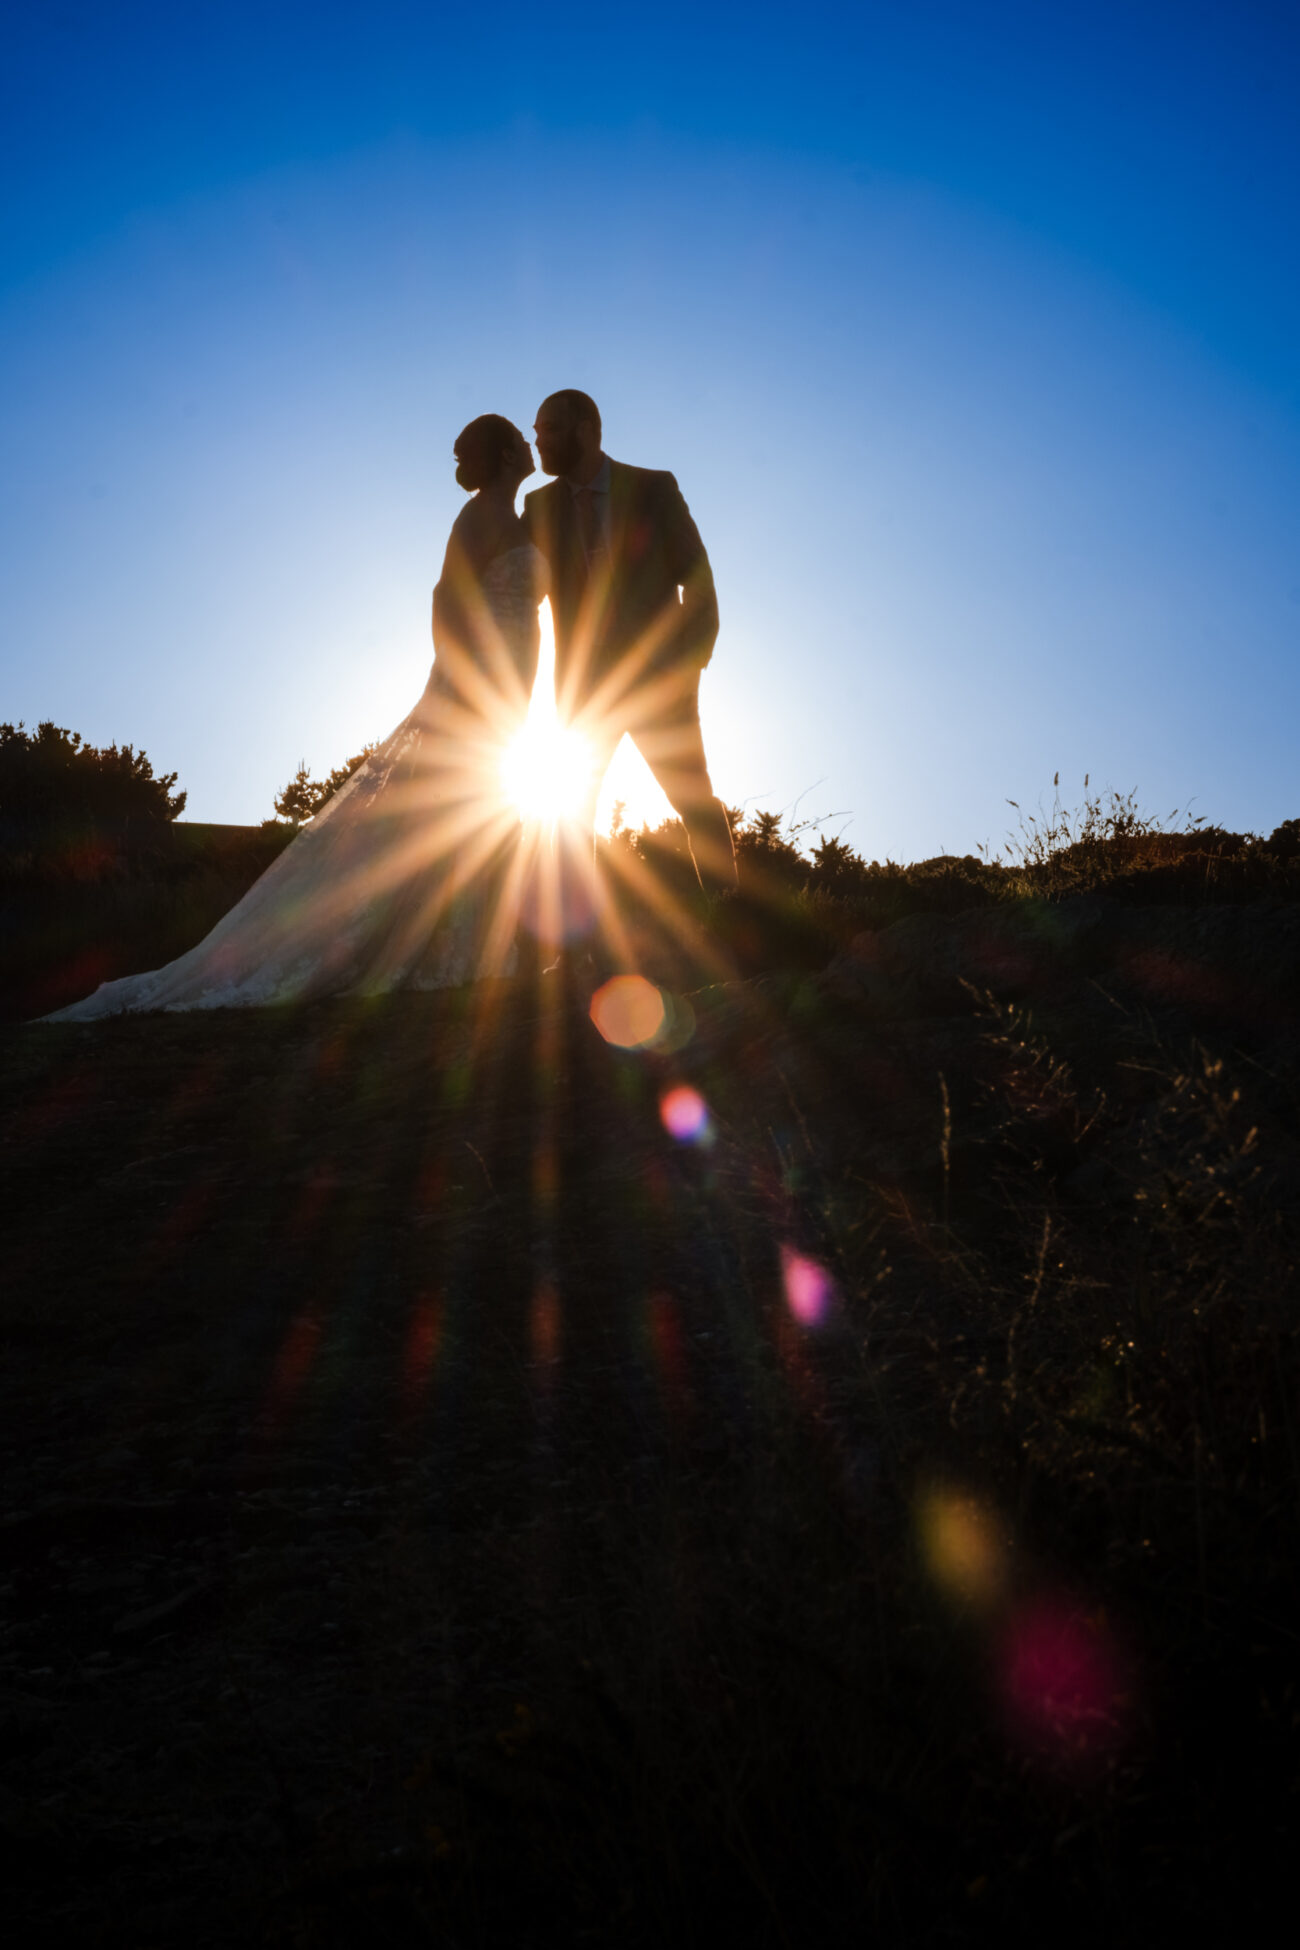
[{"xmin": 534, "ymin": 390, "xmax": 602, "ymax": 480}]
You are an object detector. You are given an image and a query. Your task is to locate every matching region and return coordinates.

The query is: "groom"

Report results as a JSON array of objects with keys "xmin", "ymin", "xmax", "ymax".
[{"xmin": 524, "ymin": 389, "xmax": 737, "ymax": 899}]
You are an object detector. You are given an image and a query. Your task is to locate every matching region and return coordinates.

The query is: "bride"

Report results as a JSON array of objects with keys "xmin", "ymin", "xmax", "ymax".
[{"xmin": 46, "ymin": 416, "xmax": 546, "ymax": 1019}]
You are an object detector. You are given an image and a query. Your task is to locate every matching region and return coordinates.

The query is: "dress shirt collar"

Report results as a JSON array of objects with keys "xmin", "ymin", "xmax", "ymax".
[{"xmin": 566, "ymin": 455, "xmax": 611, "ymax": 498}]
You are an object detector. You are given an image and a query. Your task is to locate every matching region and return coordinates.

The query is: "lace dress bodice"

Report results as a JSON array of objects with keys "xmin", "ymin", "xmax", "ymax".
[
  {"xmin": 422, "ymin": 542, "xmax": 546, "ymax": 710},
  {"xmin": 478, "ymin": 543, "xmax": 547, "ymax": 661}
]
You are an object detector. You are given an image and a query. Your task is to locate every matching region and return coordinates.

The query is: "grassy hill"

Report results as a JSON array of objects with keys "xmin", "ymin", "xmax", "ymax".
[
  {"xmin": 4, "ymin": 790, "xmax": 1298, "ymax": 1020},
  {"xmin": 2, "ymin": 806, "xmax": 1298, "ymax": 1943}
]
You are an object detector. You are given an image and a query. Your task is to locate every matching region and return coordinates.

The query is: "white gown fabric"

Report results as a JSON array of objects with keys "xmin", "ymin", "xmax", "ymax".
[{"xmin": 47, "ymin": 545, "xmax": 546, "ymax": 1019}]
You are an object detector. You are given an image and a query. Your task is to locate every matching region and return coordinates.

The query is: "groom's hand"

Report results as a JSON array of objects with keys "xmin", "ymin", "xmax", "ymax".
[{"xmin": 663, "ymin": 480, "xmax": 718, "ymax": 668}]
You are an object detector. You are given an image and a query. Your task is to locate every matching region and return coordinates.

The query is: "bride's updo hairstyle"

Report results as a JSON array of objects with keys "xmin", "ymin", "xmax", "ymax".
[{"xmin": 454, "ymin": 414, "xmax": 524, "ymax": 491}]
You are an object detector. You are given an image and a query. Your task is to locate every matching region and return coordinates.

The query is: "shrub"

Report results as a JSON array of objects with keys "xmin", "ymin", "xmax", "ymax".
[
  {"xmin": 0, "ymin": 720, "xmax": 185, "ymax": 826},
  {"xmin": 272, "ymin": 744, "xmax": 378, "ymax": 823},
  {"xmin": 999, "ymin": 775, "xmax": 1201, "ymax": 870}
]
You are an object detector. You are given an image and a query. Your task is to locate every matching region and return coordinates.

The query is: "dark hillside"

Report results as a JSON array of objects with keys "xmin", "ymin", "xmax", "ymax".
[
  {"xmin": 3, "ymin": 855, "xmax": 1298, "ymax": 1944},
  {"xmin": 6, "ymin": 785, "xmax": 1299, "ymax": 1019},
  {"xmin": 0, "ymin": 821, "xmax": 295, "ymax": 1020}
]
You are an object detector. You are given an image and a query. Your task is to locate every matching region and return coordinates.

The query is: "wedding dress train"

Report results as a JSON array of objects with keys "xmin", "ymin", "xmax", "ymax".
[{"xmin": 46, "ymin": 545, "xmax": 546, "ymax": 1019}]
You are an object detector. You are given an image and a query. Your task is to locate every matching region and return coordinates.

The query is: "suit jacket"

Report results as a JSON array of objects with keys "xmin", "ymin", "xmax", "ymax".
[{"xmin": 523, "ymin": 460, "xmax": 718, "ymax": 710}]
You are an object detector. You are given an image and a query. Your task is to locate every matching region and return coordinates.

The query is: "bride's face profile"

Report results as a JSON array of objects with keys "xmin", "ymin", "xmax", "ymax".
[{"xmin": 505, "ymin": 428, "xmax": 536, "ymax": 486}]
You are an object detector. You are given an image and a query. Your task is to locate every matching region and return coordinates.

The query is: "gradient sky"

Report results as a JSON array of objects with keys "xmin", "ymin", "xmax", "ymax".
[{"xmin": 3, "ymin": 1, "xmax": 1297, "ymax": 858}]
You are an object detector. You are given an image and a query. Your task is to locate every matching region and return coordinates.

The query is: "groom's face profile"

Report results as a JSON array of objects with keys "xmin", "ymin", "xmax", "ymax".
[{"xmin": 534, "ymin": 398, "xmax": 584, "ymax": 479}]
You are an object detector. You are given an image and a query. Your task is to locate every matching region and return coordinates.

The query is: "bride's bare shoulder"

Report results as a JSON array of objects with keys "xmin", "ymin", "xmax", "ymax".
[{"xmin": 448, "ymin": 497, "xmax": 491, "ymax": 561}]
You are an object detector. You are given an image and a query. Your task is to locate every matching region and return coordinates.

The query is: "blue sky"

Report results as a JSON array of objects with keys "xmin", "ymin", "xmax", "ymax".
[{"xmin": 3, "ymin": 2, "xmax": 1297, "ymax": 855}]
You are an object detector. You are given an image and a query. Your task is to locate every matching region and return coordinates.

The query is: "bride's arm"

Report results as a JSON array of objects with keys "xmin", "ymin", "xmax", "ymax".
[
  {"xmin": 431, "ymin": 505, "xmax": 494, "ymax": 667},
  {"xmin": 432, "ymin": 527, "xmax": 471, "ymax": 659}
]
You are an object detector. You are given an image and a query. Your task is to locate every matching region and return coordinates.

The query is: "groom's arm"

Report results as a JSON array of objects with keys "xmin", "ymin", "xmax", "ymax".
[{"xmin": 661, "ymin": 474, "xmax": 719, "ymax": 668}]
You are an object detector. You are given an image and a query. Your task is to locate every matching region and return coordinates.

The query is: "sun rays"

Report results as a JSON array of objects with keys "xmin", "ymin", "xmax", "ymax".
[
  {"xmin": 438, "ymin": 598, "xmax": 732, "ymax": 980},
  {"xmin": 271, "ymin": 595, "xmax": 738, "ymax": 995}
]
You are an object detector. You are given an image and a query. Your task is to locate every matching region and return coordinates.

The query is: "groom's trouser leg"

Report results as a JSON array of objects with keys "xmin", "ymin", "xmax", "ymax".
[
  {"xmin": 628, "ymin": 664, "xmax": 737, "ymax": 897},
  {"xmin": 552, "ymin": 661, "xmax": 736, "ymax": 945},
  {"xmin": 556, "ymin": 725, "xmax": 622, "ymax": 948}
]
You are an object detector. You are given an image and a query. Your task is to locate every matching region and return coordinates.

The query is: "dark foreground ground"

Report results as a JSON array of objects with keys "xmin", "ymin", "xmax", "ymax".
[{"xmin": 3, "ymin": 897, "xmax": 1298, "ymax": 1946}]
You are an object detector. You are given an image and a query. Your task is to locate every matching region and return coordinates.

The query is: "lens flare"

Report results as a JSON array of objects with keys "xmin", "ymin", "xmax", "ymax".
[
  {"xmin": 779, "ymin": 1244, "xmax": 835, "ymax": 1326},
  {"xmin": 262, "ymin": 1303, "xmax": 322, "ymax": 1428},
  {"xmin": 999, "ymin": 1595, "xmax": 1128, "ymax": 1758},
  {"xmin": 647, "ymin": 1291, "xmax": 686, "ymax": 1397},
  {"xmin": 660, "ymin": 1084, "xmax": 713, "ymax": 1145},
  {"xmin": 531, "ymin": 1282, "xmax": 560, "ymax": 1366},
  {"xmin": 401, "ymin": 1292, "xmax": 442, "ymax": 1413},
  {"xmin": 590, "ymin": 975, "xmax": 666, "ymax": 1049},
  {"xmin": 651, "ymin": 989, "xmax": 696, "ymax": 1054},
  {"xmin": 917, "ymin": 1486, "xmax": 1008, "ymax": 1607}
]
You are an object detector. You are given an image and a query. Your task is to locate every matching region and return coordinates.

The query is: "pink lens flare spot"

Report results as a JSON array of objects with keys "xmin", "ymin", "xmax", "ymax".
[
  {"xmin": 780, "ymin": 1244, "xmax": 834, "ymax": 1326},
  {"xmin": 660, "ymin": 1085, "xmax": 712, "ymax": 1144},
  {"xmin": 999, "ymin": 1595, "xmax": 1129, "ymax": 1759},
  {"xmin": 590, "ymin": 975, "xmax": 666, "ymax": 1049}
]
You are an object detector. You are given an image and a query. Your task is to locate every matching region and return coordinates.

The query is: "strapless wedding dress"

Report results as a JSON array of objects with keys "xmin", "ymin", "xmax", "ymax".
[{"xmin": 46, "ymin": 546, "xmax": 546, "ymax": 1019}]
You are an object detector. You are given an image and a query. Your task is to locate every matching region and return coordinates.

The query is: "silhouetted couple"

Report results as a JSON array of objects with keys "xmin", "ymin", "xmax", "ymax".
[{"xmin": 47, "ymin": 391, "xmax": 736, "ymax": 1019}]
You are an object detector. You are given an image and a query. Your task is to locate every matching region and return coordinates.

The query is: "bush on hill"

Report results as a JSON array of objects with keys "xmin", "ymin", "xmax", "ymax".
[
  {"xmin": 610, "ymin": 784, "xmax": 1300, "ymax": 929},
  {"xmin": 0, "ymin": 720, "xmax": 190, "ymax": 891},
  {"xmin": 272, "ymin": 745, "xmax": 378, "ymax": 823},
  {"xmin": 0, "ymin": 719, "xmax": 186, "ymax": 828},
  {"xmin": 4, "ymin": 729, "xmax": 1299, "ymax": 1017}
]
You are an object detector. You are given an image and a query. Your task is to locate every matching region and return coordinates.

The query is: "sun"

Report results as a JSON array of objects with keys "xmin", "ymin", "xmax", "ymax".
[
  {"xmin": 499, "ymin": 600, "xmax": 595, "ymax": 824},
  {"xmin": 501, "ymin": 715, "xmax": 593, "ymax": 824}
]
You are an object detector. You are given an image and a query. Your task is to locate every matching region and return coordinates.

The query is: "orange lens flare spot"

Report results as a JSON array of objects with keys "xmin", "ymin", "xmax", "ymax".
[
  {"xmin": 918, "ymin": 1487, "xmax": 1008, "ymax": 1608},
  {"xmin": 590, "ymin": 975, "xmax": 666, "ymax": 1049},
  {"xmin": 659, "ymin": 1084, "xmax": 713, "ymax": 1145},
  {"xmin": 531, "ymin": 1145, "xmax": 558, "ymax": 1207},
  {"xmin": 531, "ymin": 1283, "xmax": 560, "ymax": 1366},
  {"xmin": 780, "ymin": 1244, "xmax": 835, "ymax": 1327}
]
